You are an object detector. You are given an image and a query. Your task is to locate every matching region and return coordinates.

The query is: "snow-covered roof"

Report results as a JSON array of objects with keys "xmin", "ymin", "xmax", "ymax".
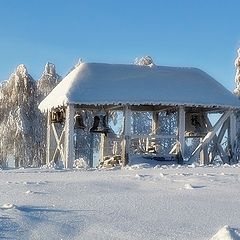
[{"xmin": 38, "ymin": 62, "xmax": 240, "ymax": 111}]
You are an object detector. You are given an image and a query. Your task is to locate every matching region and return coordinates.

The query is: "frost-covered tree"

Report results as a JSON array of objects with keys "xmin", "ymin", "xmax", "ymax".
[
  {"xmin": 37, "ymin": 62, "xmax": 61, "ymax": 100},
  {"xmin": 0, "ymin": 65, "xmax": 37, "ymax": 167},
  {"xmin": 36, "ymin": 62, "xmax": 62, "ymax": 165},
  {"xmin": 0, "ymin": 63, "xmax": 61, "ymax": 168}
]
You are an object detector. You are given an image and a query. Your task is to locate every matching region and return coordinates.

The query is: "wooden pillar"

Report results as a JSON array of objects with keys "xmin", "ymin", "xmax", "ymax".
[
  {"xmin": 152, "ymin": 111, "xmax": 159, "ymax": 135},
  {"xmin": 46, "ymin": 110, "xmax": 55, "ymax": 166},
  {"xmin": 200, "ymin": 140, "xmax": 209, "ymax": 165},
  {"xmin": 178, "ymin": 106, "xmax": 185, "ymax": 160},
  {"xmin": 99, "ymin": 133, "xmax": 106, "ymax": 162},
  {"xmin": 122, "ymin": 105, "xmax": 131, "ymax": 166},
  {"xmin": 89, "ymin": 133, "xmax": 94, "ymax": 168},
  {"xmin": 229, "ymin": 112, "xmax": 237, "ymax": 163},
  {"xmin": 64, "ymin": 105, "xmax": 75, "ymax": 169}
]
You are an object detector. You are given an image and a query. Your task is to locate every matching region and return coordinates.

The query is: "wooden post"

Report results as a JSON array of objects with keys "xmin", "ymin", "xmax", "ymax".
[
  {"xmin": 89, "ymin": 133, "xmax": 94, "ymax": 168},
  {"xmin": 99, "ymin": 133, "xmax": 105, "ymax": 162},
  {"xmin": 178, "ymin": 106, "xmax": 185, "ymax": 161},
  {"xmin": 64, "ymin": 105, "xmax": 75, "ymax": 169},
  {"xmin": 229, "ymin": 112, "xmax": 237, "ymax": 163},
  {"xmin": 152, "ymin": 111, "xmax": 159, "ymax": 135},
  {"xmin": 46, "ymin": 110, "xmax": 56, "ymax": 166},
  {"xmin": 122, "ymin": 105, "xmax": 131, "ymax": 166},
  {"xmin": 200, "ymin": 140, "xmax": 209, "ymax": 165}
]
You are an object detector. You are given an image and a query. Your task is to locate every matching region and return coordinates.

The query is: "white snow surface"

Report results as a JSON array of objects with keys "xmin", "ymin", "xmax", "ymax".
[
  {"xmin": 39, "ymin": 63, "xmax": 240, "ymax": 112},
  {"xmin": 1, "ymin": 163, "xmax": 240, "ymax": 240}
]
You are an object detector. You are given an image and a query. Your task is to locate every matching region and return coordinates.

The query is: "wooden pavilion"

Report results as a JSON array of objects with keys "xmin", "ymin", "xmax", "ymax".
[{"xmin": 38, "ymin": 62, "xmax": 240, "ymax": 168}]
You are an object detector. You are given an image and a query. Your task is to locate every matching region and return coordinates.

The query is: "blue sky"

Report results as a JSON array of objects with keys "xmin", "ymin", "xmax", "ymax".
[{"xmin": 0, "ymin": 0, "xmax": 239, "ymax": 91}]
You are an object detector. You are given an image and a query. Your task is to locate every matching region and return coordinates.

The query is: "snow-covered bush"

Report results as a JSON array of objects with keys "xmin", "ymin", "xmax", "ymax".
[{"xmin": 134, "ymin": 56, "xmax": 155, "ymax": 67}]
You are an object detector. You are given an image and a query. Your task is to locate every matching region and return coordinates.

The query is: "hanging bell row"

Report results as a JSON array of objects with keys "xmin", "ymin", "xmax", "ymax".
[
  {"xmin": 74, "ymin": 113, "xmax": 115, "ymax": 136},
  {"xmin": 52, "ymin": 111, "xmax": 115, "ymax": 137}
]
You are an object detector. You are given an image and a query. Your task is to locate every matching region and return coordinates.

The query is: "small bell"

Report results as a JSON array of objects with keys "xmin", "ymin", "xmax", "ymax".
[
  {"xmin": 74, "ymin": 113, "xmax": 85, "ymax": 129},
  {"xmin": 51, "ymin": 108, "xmax": 65, "ymax": 123}
]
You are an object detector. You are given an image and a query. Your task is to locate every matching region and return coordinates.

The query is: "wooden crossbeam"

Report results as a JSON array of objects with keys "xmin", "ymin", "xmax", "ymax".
[
  {"xmin": 188, "ymin": 111, "xmax": 232, "ymax": 164},
  {"xmin": 51, "ymin": 124, "xmax": 65, "ymax": 164}
]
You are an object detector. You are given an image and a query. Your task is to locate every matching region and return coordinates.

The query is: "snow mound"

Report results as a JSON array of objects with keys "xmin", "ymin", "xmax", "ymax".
[
  {"xmin": 184, "ymin": 183, "xmax": 194, "ymax": 189},
  {"xmin": 1, "ymin": 203, "xmax": 15, "ymax": 210},
  {"xmin": 210, "ymin": 225, "xmax": 240, "ymax": 240}
]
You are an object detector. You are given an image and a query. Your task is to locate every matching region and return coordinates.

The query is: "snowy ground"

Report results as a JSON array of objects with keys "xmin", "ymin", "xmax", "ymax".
[{"xmin": 1, "ymin": 162, "xmax": 240, "ymax": 240}]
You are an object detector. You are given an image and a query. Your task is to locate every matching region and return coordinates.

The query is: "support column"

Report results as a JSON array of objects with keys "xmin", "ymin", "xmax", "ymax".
[
  {"xmin": 122, "ymin": 105, "xmax": 131, "ymax": 166},
  {"xmin": 229, "ymin": 112, "xmax": 237, "ymax": 163},
  {"xmin": 152, "ymin": 111, "xmax": 159, "ymax": 135},
  {"xmin": 64, "ymin": 105, "xmax": 75, "ymax": 169},
  {"xmin": 178, "ymin": 106, "xmax": 185, "ymax": 162},
  {"xmin": 99, "ymin": 133, "xmax": 106, "ymax": 162},
  {"xmin": 200, "ymin": 140, "xmax": 209, "ymax": 165},
  {"xmin": 46, "ymin": 110, "xmax": 55, "ymax": 166}
]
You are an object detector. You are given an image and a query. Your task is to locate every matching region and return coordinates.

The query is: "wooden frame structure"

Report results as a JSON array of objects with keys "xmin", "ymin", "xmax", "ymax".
[
  {"xmin": 45, "ymin": 103, "xmax": 238, "ymax": 169},
  {"xmin": 39, "ymin": 62, "xmax": 240, "ymax": 169}
]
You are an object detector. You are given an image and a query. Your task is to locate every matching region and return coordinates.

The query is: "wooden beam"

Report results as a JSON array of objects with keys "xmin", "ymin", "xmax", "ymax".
[
  {"xmin": 64, "ymin": 104, "xmax": 75, "ymax": 169},
  {"xmin": 152, "ymin": 111, "xmax": 159, "ymax": 135},
  {"xmin": 131, "ymin": 134, "xmax": 176, "ymax": 140},
  {"xmin": 51, "ymin": 124, "xmax": 65, "ymax": 163},
  {"xmin": 46, "ymin": 111, "xmax": 56, "ymax": 166},
  {"xmin": 204, "ymin": 113, "xmax": 231, "ymax": 164},
  {"xmin": 178, "ymin": 106, "xmax": 185, "ymax": 159},
  {"xmin": 216, "ymin": 143, "xmax": 229, "ymax": 164},
  {"xmin": 121, "ymin": 105, "xmax": 131, "ymax": 166},
  {"xmin": 188, "ymin": 111, "xmax": 232, "ymax": 164},
  {"xmin": 217, "ymin": 118, "xmax": 229, "ymax": 144},
  {"xmin": 99, "ymin": 133, "xmax": 105, "ymax": 162},
  {"xmin": 199, "ymin": 139, "xmax": 209, "ymax": 165},
  {"xmin": 229, "ymin": 112, "xmax": 237, "ymax": 163}
]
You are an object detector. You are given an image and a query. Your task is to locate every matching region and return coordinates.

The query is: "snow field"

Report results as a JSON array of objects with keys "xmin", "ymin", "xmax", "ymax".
[{"xmin": 0, "ymin": 164, "xmax": 240, "ymax": 239}]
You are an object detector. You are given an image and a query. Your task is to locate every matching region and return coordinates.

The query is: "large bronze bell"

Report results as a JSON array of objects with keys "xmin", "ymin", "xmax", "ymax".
[
  {"xmin": 74, "ymin": 113, "xmax": 85, "ymax": 129},
  {"xmin": 90, "ymin": 115, "xmax": 115, "ymax": 137}
]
